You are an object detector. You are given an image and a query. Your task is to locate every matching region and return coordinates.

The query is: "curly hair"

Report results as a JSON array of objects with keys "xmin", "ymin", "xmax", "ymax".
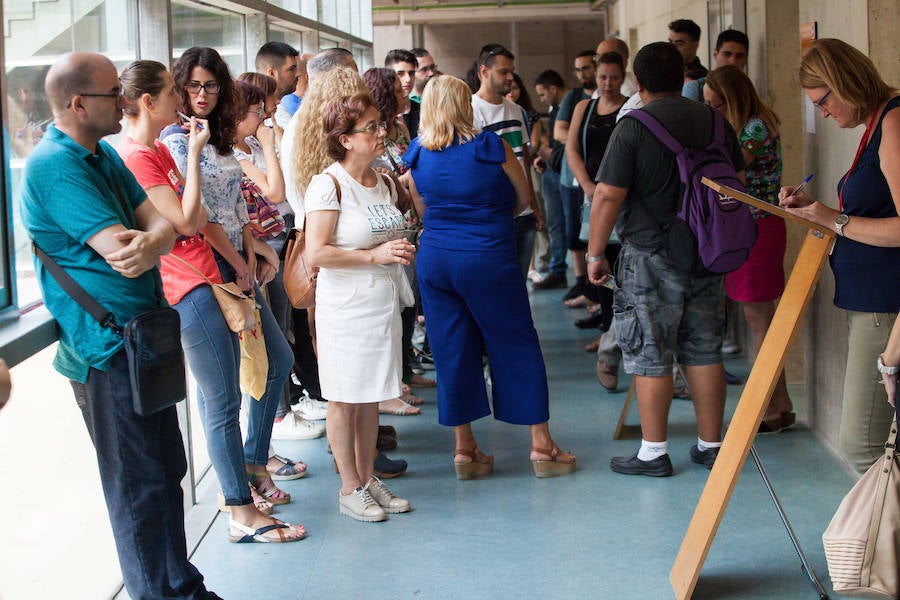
[
  {"xmin": 323, "ymin": 94, "xmax": 378, "ymax": 162},
  {"xmin": 172, "ymin": 47, "xmax": 239, "ymax": 155},
  {"xmin": 362, "ymin": 67, "xmax": 399, "ymax": 126},
  {"xmin": 291, "ymin": 67, "xmax": 369, "ymax": 191}
]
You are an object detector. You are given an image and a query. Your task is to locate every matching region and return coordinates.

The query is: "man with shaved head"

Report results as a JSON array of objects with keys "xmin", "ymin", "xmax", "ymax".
[{"xmin": 21, "ymin": 52, "xmax": 218, "ymax": 600}]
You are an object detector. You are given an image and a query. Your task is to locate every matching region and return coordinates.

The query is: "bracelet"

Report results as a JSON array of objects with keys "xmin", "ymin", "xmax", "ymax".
[
  {"xmin": 586, "ymin": 254, "xmax": 605, "ymax": 263},
  {"xmin": 877, "ymin": 355, "xmax": 900, "ymax": 375}
]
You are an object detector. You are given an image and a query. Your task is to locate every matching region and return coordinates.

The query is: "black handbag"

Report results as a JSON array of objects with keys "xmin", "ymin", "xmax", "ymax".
[{"xmin": 33, "ymin": 243, "xmax": 186, "ymax": 417}]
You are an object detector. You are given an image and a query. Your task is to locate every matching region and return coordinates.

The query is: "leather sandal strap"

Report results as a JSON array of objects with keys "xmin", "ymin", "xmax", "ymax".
[{"xmin": 454, "ymin": 448, "xmax": 476, "ymax": 459}]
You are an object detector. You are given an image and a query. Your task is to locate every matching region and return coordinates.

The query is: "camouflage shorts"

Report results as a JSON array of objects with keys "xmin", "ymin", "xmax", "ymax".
[{"xmin": 613, "ymin": 244, "xmax": 725, "ymax": 377}]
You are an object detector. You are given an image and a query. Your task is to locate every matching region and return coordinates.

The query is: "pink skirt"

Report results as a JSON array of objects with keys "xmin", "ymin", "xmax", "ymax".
[{"xmin": 725, "ymin": 215, "xmax": 787, "ymax": 303}]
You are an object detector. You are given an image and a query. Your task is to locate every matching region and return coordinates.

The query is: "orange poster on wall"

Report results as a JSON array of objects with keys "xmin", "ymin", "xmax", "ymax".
[{"xmin": 800, "ymin": 22, "xmax": 818, "ymax": 53}]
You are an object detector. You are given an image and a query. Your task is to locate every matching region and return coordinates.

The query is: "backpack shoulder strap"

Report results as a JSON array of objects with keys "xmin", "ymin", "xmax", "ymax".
[
  {"xmin": 707, "ymin": 105, "xmax": 726, "ymax": 149},
  {"xmin": 624, "ymin": 109, "xmax": 684, "ymax": 154},
  {"xmin": 325, "ymin": 172, "xmax": 341, "ymax": 204}
]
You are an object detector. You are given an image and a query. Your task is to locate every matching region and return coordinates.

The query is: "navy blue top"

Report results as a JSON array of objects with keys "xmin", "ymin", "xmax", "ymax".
[
  {"xmin": 831, "ymin": 96, "xmax": 900, "ymax": 312},
  {"xmin": 404, "ymin": 131, "xmax": 516, "ymax": 252}
]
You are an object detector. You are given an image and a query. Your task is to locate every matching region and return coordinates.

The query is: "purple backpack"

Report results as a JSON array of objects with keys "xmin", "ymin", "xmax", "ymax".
[{"xmin": 625, "ymin": 107, "xmax": 757, "ymax": 274}]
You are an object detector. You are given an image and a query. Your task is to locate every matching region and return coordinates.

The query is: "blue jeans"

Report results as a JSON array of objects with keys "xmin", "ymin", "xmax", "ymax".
[
  {"xmin": 560, "ymin": 182, "xmax": 588, "ymax": 251},
  {"xmin": 215, "ymin": 254, "xmax": 294, "ymax": 466},
  {"xmin": 541, "ymin": 169, "xmax": 567, "ymax": 276},
  {"xmin": 264, "ymin": 266, "xmax": 294, "ymax": 417},
  {"xmin": 175, "ymin": 284, "xmax": 251, "ymax": 505},
  {"xmin": 70, "ymin": 351, "xmax": 211, "ymax": 600},
  {"xmin": 514, "ymin": 213, "xmax": 537, "ymax": 279}
]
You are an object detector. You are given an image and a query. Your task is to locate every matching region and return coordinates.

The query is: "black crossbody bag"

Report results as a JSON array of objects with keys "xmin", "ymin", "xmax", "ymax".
[{"xmin": 34, "ymin": 243, "xmax": 186, "ymax": 416}]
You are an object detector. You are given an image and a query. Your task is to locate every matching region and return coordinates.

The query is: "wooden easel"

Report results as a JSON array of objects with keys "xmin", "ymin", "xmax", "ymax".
[{"xmin": 669, "ymin": 179, "xmax": 836, "ymax": 599}]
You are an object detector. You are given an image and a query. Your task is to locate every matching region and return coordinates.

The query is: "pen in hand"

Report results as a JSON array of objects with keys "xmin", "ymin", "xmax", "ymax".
[
  {"xmin": 792, "ymin": 173, "xmax": 814, "ymax": 196},
  {"xmin": 177, "ymin": 111, "xmax": 204, "ymax": 131}
]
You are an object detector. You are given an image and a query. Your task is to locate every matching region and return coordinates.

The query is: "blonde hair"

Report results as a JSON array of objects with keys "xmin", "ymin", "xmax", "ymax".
[
  {"xmin": 291, "ymin": 67, "xmax": 368, "ymax": 190},
  {"xmin": 705, "ymin": 65, "xmax": 780, "ymax": 137},
  {"xmin": 800, "ymin": 38, "xmax": 895, "ymax": 125},
  {"xmin": 417, "ymin": 76, "xmax": 478, "ymax": 151}
]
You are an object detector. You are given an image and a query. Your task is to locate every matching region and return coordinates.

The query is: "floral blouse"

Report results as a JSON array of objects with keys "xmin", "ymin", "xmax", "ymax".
[{"xmin": 740, "ymin": 117, "xmax": 782, "ymax": 219}]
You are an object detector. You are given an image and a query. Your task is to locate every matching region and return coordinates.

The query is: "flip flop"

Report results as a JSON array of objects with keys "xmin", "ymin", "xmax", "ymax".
[{"xmin": 228, "ymin": 518, "xmax": 305, "ymax": 543}]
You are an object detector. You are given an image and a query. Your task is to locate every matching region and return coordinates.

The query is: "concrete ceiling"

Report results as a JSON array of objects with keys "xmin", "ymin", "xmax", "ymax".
[{"xmin": 373, "ymin": 0, "xmax": 606, "ymax": 27}]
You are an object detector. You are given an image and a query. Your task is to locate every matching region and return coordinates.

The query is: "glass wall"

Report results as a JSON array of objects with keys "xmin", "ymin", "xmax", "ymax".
[{"xmin": 0, "ymin": 1, "xmax": 372, "ymax": 597}]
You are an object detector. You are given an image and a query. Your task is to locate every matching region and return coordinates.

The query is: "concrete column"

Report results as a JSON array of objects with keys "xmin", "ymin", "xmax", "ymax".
[{"xmin": 138, "ymin": 0, "xmax": 172, "ymax": 65}]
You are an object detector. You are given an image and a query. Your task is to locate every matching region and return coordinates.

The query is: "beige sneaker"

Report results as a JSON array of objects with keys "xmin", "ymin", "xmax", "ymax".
[
  {"xmin": 365, "ymin": 476, "xmax": 411, "ymax": 514},
  {"xmin": 339, "ymin": 487, "xmax": 387, "ymax": 522}
]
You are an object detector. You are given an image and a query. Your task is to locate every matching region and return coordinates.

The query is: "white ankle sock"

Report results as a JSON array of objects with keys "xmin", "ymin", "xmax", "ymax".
[
  {"xmin": 637, "ymin": 439, "xmax": 668, "ymax": 461},
  {"xmin": 697, "ymin": 437, "xmax": 722, "ymax": 452}
]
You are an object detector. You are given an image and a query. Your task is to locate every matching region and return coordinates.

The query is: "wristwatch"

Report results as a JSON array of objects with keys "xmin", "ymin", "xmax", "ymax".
[
  {"xmin": 877, "ymin": 355, "xmax": 899, "ymax": 375},
  {"xmin": 834, "ymin": 213, "xmax": 850, "ymax": 236},
  {"xmin": 586, "ymin": 254, "xmax": 605, "ymax": 263}
]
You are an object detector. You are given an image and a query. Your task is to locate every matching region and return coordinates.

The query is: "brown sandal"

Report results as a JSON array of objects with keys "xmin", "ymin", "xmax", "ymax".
[
  {"xmin": 530, "ymin": 445, "xmax": 576, "ymax": 479},
  {"xmin": 453, "ymin": 447, "xmax": 494, "ymax": 480},
  {"xmin": 250, "ymin": 474, "xmax": 291, "ymax": 505}
]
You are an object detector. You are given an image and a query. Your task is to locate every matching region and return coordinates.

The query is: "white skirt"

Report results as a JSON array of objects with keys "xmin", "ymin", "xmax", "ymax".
[{"xmin": 315, "ymin": 267, "xmax": 403, "ymax": 404}]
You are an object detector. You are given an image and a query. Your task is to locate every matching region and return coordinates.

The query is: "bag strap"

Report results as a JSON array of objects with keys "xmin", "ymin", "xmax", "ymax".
[
  {"xmin": 860, "ymin": 416, "xmax": 898, "ymax": 582},
  {"xmin": 32, "ymin": 242, "xmax": 122, "ymax": 335},
  {"xmin": 325, "ymin": 172, "xmax": 342, "ymax": 203},
  {"xmin": 168, "ymin": 253, "xmax": 217, "ymax": 286},
  {"xmin": 581, "ymin": 98, "xmax": 601, "ymax": 162},
  {"xmin": 624, "ymin": 108, "xmax": 685, "ymax": 155}
]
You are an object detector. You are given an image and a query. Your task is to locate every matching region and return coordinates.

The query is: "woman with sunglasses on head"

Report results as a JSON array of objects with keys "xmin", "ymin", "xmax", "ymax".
[
  {"xmin": 779, "ymin": 39, "xmax": 900, "ymax": 473},
  {"xmin": 304, "ymin": 92, "xmax": 416, "ymax": 522},
  {"xmin": 117, "ymin": 59, "xmax": 304, "ymax": 543},
  {"xmin": 703, "ymin": 65, "xmax": 794, "ymax": 435},
  {"xmin": 161, "ymin": 47, "xmax": 300, "ymax": 519}
]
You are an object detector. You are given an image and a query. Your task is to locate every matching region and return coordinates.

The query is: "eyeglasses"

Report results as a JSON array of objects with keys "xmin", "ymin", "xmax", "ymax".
[
  {"xmin": 78, "ymin": 92, "xmax": 120, "ymax": 99},
  {"xmin": 812, "ymin": 89, "xmax": 832, "ymax": 113},
  {"xmin": 247, "ymin": 105, "xmax": 266, "ymax": 119},
  {"xmin": 348, "ymin": 121, "xmax": 387, "ymax": 135},
  {"xmin": 184, "ymin": 81, "xmax": 220, "ymax": 95},
  {"xmin": 706, "ymin": 99, "xmax": 725, "ymax": 110},
  {"xmin": 66, "ymin": 91, "xmax": 120, "ymax": 108}
]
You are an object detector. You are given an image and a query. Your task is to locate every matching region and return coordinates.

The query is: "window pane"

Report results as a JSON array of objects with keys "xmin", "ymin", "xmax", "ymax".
[
  {"xmin": 171, "ymin": 0, "xmax": 245, "ymax": 76},
  {"xmin": 3, "ymin": 0, "xmax": 137, "ymax": 312}
]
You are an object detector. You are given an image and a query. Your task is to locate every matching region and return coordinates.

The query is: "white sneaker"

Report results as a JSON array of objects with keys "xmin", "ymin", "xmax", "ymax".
[
  {"xmin": 292, "ymin": 395, "xmax": 328, "ymax": 420},
  {"xmin": 271, "ymin": 412, "xmax": 325, "ymax": 440},
  {"xmin": 339, "ymin": 487, "xmax": 387, "ymax": 522},
  {"xmin": 365, "ymin": 476, "xmax": 411, "ymax": 514}
]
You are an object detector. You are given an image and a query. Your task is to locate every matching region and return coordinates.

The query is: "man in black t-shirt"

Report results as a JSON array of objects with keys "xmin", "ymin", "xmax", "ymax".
[{"xmin": 586, "ymin": 42, "xmax": 745, "ymax": 478}]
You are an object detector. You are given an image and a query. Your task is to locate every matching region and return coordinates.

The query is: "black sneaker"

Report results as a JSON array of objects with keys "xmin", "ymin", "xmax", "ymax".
[
  {"xmin": 374, "ymin": 451, "xmax": 407, "ymax": 479},
  {"xmin": 689, "ymin": 444, "xmax": 719, "ymax": 469},
  {"xmin": 532, "ymin": 273, "xmax": 568, "ymax": 290},
  {"xmin": 609, "ymin": 452, "xmax": 673, "ymax": 477}
]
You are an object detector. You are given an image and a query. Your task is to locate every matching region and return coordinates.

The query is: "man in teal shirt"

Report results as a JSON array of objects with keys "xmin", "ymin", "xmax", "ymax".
[{"xmin": 20, "ymin": 52, "xmax": 218, "ymax": 600}]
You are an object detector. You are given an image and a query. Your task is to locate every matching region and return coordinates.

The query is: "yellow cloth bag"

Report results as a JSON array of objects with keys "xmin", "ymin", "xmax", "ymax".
[{"xmin": 239, "ymin": 307, "xmax": 268, "ymax": 400}]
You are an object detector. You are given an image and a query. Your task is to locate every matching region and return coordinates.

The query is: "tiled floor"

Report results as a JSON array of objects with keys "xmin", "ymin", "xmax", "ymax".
[{"xmin": 186, "ymin": 283, "xmax": 856, "ymax": 600}]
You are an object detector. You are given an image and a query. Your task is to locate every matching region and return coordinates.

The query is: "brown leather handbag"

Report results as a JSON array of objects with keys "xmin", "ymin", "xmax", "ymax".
[{"xmin": 282, "ymin": 173, "xmax": 340, "ymax": 309}]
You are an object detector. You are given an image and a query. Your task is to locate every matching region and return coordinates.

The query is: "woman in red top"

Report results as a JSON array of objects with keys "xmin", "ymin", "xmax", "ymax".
[{"xmin": 117, "ymin": 60, "xmax": 305, "ymax": 543}]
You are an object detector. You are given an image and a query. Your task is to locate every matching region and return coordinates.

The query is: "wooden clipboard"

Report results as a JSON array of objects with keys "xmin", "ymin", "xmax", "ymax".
[{"xmin": 700, "ymin": 177, "xmax": 835, "ymax": 237}]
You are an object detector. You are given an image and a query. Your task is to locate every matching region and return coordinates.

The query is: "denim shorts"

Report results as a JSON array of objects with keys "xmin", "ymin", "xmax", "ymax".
[{"xmin": 613, "ymin": 244, "xmax": 725, "ymax": 376}]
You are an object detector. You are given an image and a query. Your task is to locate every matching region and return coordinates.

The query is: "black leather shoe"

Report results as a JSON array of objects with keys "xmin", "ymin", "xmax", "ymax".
[
  {"xmin": 374, "ymin": 451, "xmax": 407, "ymax": 479},
  {"xmin": 609, "ymin": 452, "xmax": 673, "ymax": 477},
  {"xmin": 689, "ymin": 445, "xmax": 719, "ymax": 469},
  {"xmin": 532, "ymin": 273, "xmax": 568, "ymax": 290}
]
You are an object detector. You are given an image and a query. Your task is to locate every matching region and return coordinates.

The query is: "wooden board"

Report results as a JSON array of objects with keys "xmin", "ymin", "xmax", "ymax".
[
  {"xmin": 669, "ymin": 228, "xmax": 835, "ymax": 599},
  {"xmin": 613, "ymin": 378, "xmax": 637, "ymax": 440}
]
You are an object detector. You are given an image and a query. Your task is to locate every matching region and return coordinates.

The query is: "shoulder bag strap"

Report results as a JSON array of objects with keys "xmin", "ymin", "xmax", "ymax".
[
  {"xmin": 167, "ymin": 253, "xmax": 216, "ymax": 285},
  {"xmin": 325, "ymin": 172, "xmax": 342, "ymax": 204},
  {"xmin": 581, "ymin": 98, "xmax": 601, "ymax": 162},
  {"xmin": 32, "ymin": 242, "xmax": 122, "ymax": 335},
  {"xmin": 861, "ymin": 417, "xmax": 898, "ymax": 579}
]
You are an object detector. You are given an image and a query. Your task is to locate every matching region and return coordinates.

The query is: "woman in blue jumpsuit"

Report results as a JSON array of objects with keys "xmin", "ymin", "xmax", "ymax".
[{"xmin": 404, "ymin": 76, "xmax": 575, "ymax": 479}]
